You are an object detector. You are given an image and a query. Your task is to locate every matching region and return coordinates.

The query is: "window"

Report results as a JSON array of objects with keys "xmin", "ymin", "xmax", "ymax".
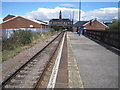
[
  {"xmin": 29, "ymin": 25, "xmax": 34, "ymax": 28},
  {"xmin": 17, "ymin": 18, "xmax": 21, "ymax": 21}
]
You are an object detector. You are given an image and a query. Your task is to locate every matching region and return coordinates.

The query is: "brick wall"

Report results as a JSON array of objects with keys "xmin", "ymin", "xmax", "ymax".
[
  {"xmin": 2, "ymin": 16, "xmax": 41, "ymax": 29},
  {"xmin": 84, "ymin": 20, "xmax": 107, "ymax": 30}
]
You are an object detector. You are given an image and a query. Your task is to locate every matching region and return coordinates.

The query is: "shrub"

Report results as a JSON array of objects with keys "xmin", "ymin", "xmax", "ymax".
[
  {"xmin": 2, "ymin": 30, "xmax": 32, "ymax": 50},
  {"xmin": 107, "ymin": 21, "xmax": 120, "ymax": 32}
]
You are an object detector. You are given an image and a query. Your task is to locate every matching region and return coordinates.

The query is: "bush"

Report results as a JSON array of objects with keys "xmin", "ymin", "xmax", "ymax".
[
  {"xmin": 107, "ymin": 21, "xmax": 120, "ymax": 32},
  {"xmin": 2, "ymin": 30, "xmax": 32, "ymax": 50},
  {"xmin": 2, "ymin": 29, "xmax": 58, "ymax": 61}
]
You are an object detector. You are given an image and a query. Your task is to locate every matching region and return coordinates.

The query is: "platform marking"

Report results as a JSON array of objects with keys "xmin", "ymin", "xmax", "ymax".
[{"xmin": 47, "ymin": 33, "xmax": 66, "ymax": 89}]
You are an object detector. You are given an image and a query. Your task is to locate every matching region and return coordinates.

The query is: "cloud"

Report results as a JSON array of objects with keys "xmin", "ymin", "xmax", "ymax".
[
  {"xmin": 24, "ymin": 7, "xmax": 82, "ymax": 22},
  {"xmin": 59, "ymin": 4, "xmax": 75, "ymax": 7},
  {"xmin": 24, "ymin": 7, "xmax": 118, "ymax": 23},
  {"xmin": 0, "ymin": 18, "xmax": 3, "ymax": 24},
  {"xmin": 82, "ymin": 7, "xmax": 118, "ymax": 21}
]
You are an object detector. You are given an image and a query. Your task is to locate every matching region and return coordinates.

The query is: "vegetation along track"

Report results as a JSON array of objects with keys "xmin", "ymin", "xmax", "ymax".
[{"xmin": 1, "ymin": 31, "xmax": 65, "ymax": 89}]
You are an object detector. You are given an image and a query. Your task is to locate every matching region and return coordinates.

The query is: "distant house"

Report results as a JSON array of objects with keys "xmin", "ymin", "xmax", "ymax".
[
  {"xmin": 49, "ymin": 11, "xmax": 72, "ymax": 29},
  {"xmin": 0, "ymin": 14, "xmax": 50, "ymax": 39},
  {"xmin": 73, "ymin": 19, "xmax": 109, "ymax": 32}
]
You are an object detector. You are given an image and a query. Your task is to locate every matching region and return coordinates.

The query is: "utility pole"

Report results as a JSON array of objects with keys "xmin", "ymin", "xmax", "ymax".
[
  {"xmin": 70, "ymin": 7, "xmax": 74, "ymax": 32},
  {"xmin": 72, "ymin": 7, "xmax": 74, "ymax": 25},
  {"xmin": 70, "ymin": 7, "xmax": 74, "ymax": 25},
  {"xmin": 79, "ymin": 0, "xmax": 81, "ymax": 21}
]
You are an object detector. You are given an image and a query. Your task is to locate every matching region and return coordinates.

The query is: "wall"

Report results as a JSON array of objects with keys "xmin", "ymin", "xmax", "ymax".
[
  {"xmin": 85, "ymin": 30, "xmax": 120, "ymax": 49},
  {"xmin": 2, "ymin": 16, "xmax": 41, "ymax": 29}
]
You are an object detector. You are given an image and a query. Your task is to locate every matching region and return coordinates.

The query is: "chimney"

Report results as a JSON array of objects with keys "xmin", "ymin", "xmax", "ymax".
[{"xmin": 89, "ymin": 20, "xmax": 92, "ymax": 26}]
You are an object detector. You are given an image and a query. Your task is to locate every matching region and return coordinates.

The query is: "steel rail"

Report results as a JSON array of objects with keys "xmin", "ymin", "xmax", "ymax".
[
  {"xmin": 1, "ymin": 31, "xmax": 64, "ymax": 89},
  {"xmin": 34, "ymin": 31, "xmax": 65, "ymax": 89}
]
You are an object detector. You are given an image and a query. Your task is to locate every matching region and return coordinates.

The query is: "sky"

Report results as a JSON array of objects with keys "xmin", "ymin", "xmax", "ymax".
[
  {"xmin": 0, "ymin": 2, "xmax": 119, "ymax": 23},
  {"xmin": 1, "ymin": 0, "xmax": 120, "ymax": 2}
]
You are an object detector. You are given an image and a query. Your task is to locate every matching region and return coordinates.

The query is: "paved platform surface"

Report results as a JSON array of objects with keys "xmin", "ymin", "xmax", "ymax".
[
  {"xmin": 67, "ymin": 32, "xmax": 118, "ymax": 88},
  {"xmin": 67, "ymin": 33, "xmax": 83, "ymax": 88}
]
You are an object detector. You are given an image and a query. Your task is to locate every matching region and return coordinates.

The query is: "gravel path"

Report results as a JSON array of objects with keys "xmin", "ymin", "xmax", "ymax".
[{"xmin": 2, "ymin": 32, "xmax": 60, "ymax": 83}]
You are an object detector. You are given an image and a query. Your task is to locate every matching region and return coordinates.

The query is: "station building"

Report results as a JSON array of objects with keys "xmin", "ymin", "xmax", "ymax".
[{"xmin": 49, "ymin": 11, "xmax": 72, "ymax": 29}]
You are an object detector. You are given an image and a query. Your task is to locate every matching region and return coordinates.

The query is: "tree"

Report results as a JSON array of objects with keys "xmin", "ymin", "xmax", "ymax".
[
  {"xmin": 107, "ymin": 21, "xmax": 120, "ymax": 32},
  {"xmin": 50, "ymin": 25, "xmax": 59, "ymax": 31}
]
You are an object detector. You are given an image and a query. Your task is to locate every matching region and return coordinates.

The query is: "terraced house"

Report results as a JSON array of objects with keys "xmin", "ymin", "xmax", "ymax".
[{"xmin": 0, "ymin": 14, "xmax": 50, "ymax": 39}]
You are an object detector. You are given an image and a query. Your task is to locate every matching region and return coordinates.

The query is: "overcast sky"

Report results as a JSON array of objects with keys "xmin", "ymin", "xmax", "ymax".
[{"xmin": 1, "ymin": 2, "xmax": 118, "ymax": 23}]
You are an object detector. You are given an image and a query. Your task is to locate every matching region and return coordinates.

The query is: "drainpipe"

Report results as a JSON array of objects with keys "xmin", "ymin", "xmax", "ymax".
[{"xmin": 41, "ymin": 24, "xmax": 42, "ymax": 34}]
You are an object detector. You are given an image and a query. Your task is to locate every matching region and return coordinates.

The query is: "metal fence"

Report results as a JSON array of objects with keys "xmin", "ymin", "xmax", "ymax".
[
  {"xmin": 84, "ymin": 30, "xmax": 120, "ymax": 49},
  {"xmin": 2, "ymin": 28, "xmax": 51, "ymax": 40}
]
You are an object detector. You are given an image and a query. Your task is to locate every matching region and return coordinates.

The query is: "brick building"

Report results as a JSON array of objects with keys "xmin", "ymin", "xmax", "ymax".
[
  {"xmin": 0, "ymin": 14, "xmax": 50, "ymax": 39},
  {"xmin": 1, "ymin": 14, "xmax": 49, "ymax": 29},
  {"xmin": 49, "ymin": 11, "xmax": 72, "ymax": 29},
  {"xmin": 73, "ymin": 19, "xmax": 109, "ymax": 32}
]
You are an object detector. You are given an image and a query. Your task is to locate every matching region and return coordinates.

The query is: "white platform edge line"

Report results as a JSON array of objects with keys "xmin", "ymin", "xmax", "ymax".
[{"xmin": 47, "ymin": 32, "xmax": 66, "ymax": 89}]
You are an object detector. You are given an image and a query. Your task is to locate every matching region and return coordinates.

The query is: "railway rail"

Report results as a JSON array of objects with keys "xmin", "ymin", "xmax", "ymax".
[{"xmin": 1, "ymin": 31, "xmax": 66, "ymax": 89}]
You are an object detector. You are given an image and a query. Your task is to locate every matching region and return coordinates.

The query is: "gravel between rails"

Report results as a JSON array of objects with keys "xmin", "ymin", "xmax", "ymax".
[{"xmin": 2, "ymin": 32, "xmax": 60, "ymax": 83}]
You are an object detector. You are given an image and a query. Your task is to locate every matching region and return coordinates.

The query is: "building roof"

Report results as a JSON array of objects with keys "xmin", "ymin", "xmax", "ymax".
[
  {"xmin": 3, "ymin": 14, "xmax": 15, "ymax": 21},
  {"xmin": 49, "ymin": 19, "xmax": 71, "ymax": 22},
  {"xmin": 2, "ymin": 15, "xmax": 48, "ymax": 25},
  {"xmin": 83, "ymin": 19, "xmax": 109, "ymax": 28},
  {"xmin": 35, "ymin": 19, "xmax": 48, "ymax": 24},
  {"xmin": 74, "ymin": 19, "xmax": 109, "ymax": 28},
  {"xmin": 74, "ymin": 21, "xmax": 88, "ymax": 27}
]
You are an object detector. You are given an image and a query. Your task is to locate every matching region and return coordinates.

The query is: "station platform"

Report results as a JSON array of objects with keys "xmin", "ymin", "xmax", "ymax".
[
  {"xmin": 67, "ymin": 32, "xmax": 118, "ymax": 88},
  {"xmin": 1, "ymin": 31, "xmax": 118, "ymax": 89}
]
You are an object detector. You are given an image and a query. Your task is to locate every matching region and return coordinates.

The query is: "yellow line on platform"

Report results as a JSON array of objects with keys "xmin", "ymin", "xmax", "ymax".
[{"xmin": 67, "ymin": 32, "xmax": 84, "ymax": 89}]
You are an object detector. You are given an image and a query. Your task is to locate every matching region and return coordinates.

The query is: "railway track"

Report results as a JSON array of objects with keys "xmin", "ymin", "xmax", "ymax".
[{"xmin": 1, "ymin": 31, "xmax": 65, "ymax": 89}]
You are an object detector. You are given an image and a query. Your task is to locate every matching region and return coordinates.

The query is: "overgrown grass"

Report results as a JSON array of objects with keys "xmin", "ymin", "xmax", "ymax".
[{"xmin": 2, "ymin": 30, "xmax": 58, "ymax": 62}]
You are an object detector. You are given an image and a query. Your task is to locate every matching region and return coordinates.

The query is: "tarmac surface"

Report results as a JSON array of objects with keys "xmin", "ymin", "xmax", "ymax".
[{"xmin": 67, "ymin": 32, "xmax": 118, "ymax": 88}]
